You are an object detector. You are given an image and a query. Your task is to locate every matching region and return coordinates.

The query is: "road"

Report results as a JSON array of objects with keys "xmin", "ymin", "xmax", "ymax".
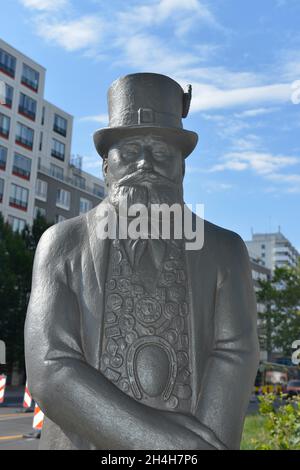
[{"xmin": 0, "ymin": 407, "xmax": 39, "ymax": 450}]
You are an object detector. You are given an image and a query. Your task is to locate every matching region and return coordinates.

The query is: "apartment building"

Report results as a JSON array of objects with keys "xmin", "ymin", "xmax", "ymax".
[
  {"xmin": 0, "ymin": 38, "xmax": 105, "ymax": 231},
  {"xmin": 246, "ymin": 230, "xmax": 299, "ymax": 273}
]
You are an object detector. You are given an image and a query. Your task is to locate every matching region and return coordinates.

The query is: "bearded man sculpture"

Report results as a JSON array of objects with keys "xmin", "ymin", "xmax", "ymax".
[{"xmin": 25, "ymin": 73, "xmax": 259, "ymax": 450}]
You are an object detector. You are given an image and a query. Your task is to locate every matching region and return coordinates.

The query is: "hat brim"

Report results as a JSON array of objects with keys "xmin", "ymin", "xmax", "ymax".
[{"xmin": 93, "ymin": 126, "xmax": 198, "ymax": 159}]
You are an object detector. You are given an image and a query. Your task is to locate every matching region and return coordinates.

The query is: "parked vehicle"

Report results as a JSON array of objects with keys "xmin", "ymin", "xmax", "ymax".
[{"xmin": 286, "ymin": 380, "xmax": 300, "ymax": 398}]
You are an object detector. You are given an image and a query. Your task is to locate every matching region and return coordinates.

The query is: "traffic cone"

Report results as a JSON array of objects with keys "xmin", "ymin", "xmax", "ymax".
[
  {"xmin": 23, "ymin": 403, "xmax": 44, "ymax": 439},
  {"xmin": 22, "ymin": 381, "xmax": 33, "ymax": 411},
  {"xmin": 33, "ymin": 403, "xmax": 44, "ymax": 431},
  {"xmin": 0, "ymin": 375, "xmax": 6, "ymax": 404}
]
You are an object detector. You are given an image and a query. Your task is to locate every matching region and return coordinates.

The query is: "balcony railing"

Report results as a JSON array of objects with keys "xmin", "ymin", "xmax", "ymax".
[
  {"xmin": 38, "ymin": 163, "xmax": 105, "ymax": 200},
  {"xmin": 0, "ymin": 128, "xmax": 9, "ymax": 139},
  {"xmin": 51, "ymin": 149, "xmax": 65, "ymax": 161},
  {"xmin": 21, "ymin": 76, "xmax": 38, "ymax": 92},
  {"xmin": 3, "ymin": 98, "xmax": 12, "ymax": 108},
  {"xmin": 15, "ymin": 136, "xmax": 33, "ymax": 150},
  {"xmin": 53, "ymin": 124, "xmax": 67, "ymax": 137},
  {"xmin": 12, "ymin": 166, "xmax": 30, "ymax": 180},
  {"xmin": 9, "ymin": 198, "xmax": 28, "ymax": 211},
  {"xmin": 18, "ymin": 105, "xmax": 36, "ymax": 121},
  {"xmin": 0, "ymin": 63, "xmax": 15, "ymax": 78}
]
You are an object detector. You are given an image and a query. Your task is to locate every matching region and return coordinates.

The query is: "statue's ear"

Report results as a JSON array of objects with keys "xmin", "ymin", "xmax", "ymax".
[{"xmin": 102, "ymin": 158, "xmax": 108, "ymax": 177}]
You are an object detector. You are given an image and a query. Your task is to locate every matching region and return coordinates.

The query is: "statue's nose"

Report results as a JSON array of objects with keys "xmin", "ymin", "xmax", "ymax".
[{"xmin": 136, "ymin": 146, "xmax": 153, "ymax": 171}]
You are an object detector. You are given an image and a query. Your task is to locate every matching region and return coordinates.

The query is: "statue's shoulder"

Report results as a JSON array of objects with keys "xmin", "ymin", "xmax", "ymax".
[
  {"xmin": 203, "ymin": 218, "xmax": 249, "ymax": 263},
  {"xmin": 35, "ymin": 212, "xmax": 90, "ymax": 262}
]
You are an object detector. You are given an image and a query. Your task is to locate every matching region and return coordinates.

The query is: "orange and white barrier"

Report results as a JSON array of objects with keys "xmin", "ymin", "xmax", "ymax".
[
  {"xmin": 23, "ymin": 382, "xmax": 33, "ymax": 409},
  {"xmin": 33, "ymin": 403, "xmax": 44, "ymax": 431},
  {"xmin": 0, "ymin": 375, "xmax": 6, "ymax": 404}
]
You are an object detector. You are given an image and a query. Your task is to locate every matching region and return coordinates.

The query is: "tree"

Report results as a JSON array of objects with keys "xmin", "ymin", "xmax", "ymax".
[
  {"xmin": 0, "ymin": 214, "xmax": 52, "ymax": 380},
  {"xmin": 257, "ymin": 260, "xmax": 300, "ymax": 359}
]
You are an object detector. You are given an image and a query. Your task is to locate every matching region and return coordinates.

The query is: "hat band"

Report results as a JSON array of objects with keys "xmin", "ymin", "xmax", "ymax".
[{"xmin": 109, "ymin": 107, "xmax": 182, "ymax": 129}]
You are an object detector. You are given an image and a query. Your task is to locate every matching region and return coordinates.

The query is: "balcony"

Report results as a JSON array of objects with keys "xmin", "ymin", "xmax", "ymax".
[
  {"xmin": 38, "ymin": 163, "xmax": 105, "ymax": 200},
  {"xmin": 15, "ymin": 135, "xmax": 33, "ymax": 150},
  {"xmin": 3, "ymin": 98, "xmax": 12, "ymax": 109},
  {"xmin": 53, "ymin": 124, "xmax": 67, "ymax": 137},
  {"xmin": 9, "ymin": 198, "xmax": 28, "ymax": 211},
  {"xmin": 18, "ymin": 105, "xmax": 36, "ymax": 122},
  {"xmin": 21, "ymin": 76, "xmax": 38, "ymax": 93},
  {"xmin": 51, "ymin": 149, "xmax": 65, "ymax": 161},
  {"xmin": 12, "ymin": 165, "xmax": 30, "ymax": 181},
  {"xmin": 0, "ymin": 63, "xmax": 15, "ymax": 78},
  {"xmin": 0, "ymin": 128, "xmax": 9, "ymax": 139}
]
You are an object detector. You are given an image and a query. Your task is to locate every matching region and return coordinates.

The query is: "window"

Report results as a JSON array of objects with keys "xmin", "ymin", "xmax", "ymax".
[
  {"xmin": 0, "ymin": 48, "xmax": 16, "ymax": 78},
  {"xmin": 0, "ymin": 178, "xmax": 4, "ymax": 202},
  {"xmin": 93, "ymin": 184, "xmax": 105, "ymax": 198},
  {"xmin": 7, "ymin": 215, "xmax": 26, "ymax": 233},
  {"xmin": 2, "ymin": 84, "xmax": 13, "ymax": 108},
  {"xmin": 9, "ymin": 183, "xmax": 29, "ymax": 211},
  {"xmin": 39, "ymin": 131, "xmax": 43, "ymax": 151},
  {"xmin": 51, "ymin": 139, "xmax": 65, "ymax": 161},
  {"xmin": 0, "ymin": 113, "xmax": 10, "ymax": 138},
  {"xmin": 54, "ymin": 114, "xmax": 67, "ymax": 137},
  {"xmin": 35, "ymin": 179, "xmax": 47, "ymax": 201},
  {"xmin": 41, "ymin": 106, "xmax": 45, "ymax": 126},
  {"xmin": 261, "ymin": 244, "xmax": 265, "ymax": 249},
  {"xmin": 74, "ymin": 174, "xmax": 86, "ymax": 190},
  {"xmin": 21, "ymin": 64, "xmax": 39, "ymax": 92},
  {"xmin": 79, "ymin": 197, "xmax": 92, "ymax": 214},
  {"xmin": 34, "ymin": 206, "xmax": 46, "ymax": 218},
  {"xmin": 50, "ymin": 163, "xmax": 64, "ymax": 181},
  {"xmin": 0, "ymin": 146, "xmax": 7, "ymax": 171},
  {"xmin": 13, "ymin": 153, "xmax": 31, "ymax": 180},
  {"xmin": 19, "ymin": 93, "xmax": 37, "ymax": 121},
  {"xmin": 56, "ymin": 188, "xmax": 70, "ymax": 210},
  {"xmin": 55, "ymin": 214, "xmax": 66, "ymax": 224},
  {"xmin": 16, "ymin": 122, "xmax": 34, "ymax": 150}
]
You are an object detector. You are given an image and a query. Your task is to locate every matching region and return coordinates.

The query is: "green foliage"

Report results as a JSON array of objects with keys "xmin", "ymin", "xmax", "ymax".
[
  {"xmin": 253, "ymin": 393, "xmax": 300, "ymax": 450},
  {"xmin": 0, "ymin": 214, "xmax": 52, "ymax": 376},
  {"xmin": 257, "ymin": 261, "xmax": 300, "ymax": 357}
]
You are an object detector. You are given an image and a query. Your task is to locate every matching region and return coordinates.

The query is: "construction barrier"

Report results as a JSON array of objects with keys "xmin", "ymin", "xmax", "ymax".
[
  {"xmin": 0, "ymin": 375, "xmax": 6, "ymax": 404},
  {"xmin": 23, "ymin": 381, "xmax": 33, "ymax": 409},
  {"xmin": 33, "ymin": 403, "xmax": 44, "ymax": 431},
  {"xmin": 254, "ymin": 384, "xmax": 284, "ymax": 395}
]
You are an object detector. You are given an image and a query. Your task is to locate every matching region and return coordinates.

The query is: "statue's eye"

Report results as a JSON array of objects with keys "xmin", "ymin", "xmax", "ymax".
[
  {"xmin": 153, "ymin": 145, "xmax": 168, "ymax": 159},
  {"xmin": 121, "ymin": 144, "xmax": 140, "ymax": 160}
]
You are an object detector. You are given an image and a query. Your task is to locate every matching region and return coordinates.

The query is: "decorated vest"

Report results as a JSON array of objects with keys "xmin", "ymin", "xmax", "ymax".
[{"xmin": 100, "ymin": 237, "xmax": 194, "ymax": 413}]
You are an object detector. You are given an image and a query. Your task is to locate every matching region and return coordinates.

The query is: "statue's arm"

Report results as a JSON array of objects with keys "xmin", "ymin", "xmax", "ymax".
[
  {"xmin": 193, "ymin": 234, "xmax": 260, "ymax": 450},
  {"xmin": 24, "ymin": 227, "xmax": 205, "ymax": 450}
]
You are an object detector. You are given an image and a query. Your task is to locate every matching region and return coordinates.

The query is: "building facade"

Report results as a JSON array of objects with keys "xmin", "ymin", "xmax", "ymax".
[
  {"xmin": 0, "ymin": 38, "xmax": 105, "ymax": 230},
  {"xmin": 245, "ymin": 231, "xmax": 299, "ymax": 273}
]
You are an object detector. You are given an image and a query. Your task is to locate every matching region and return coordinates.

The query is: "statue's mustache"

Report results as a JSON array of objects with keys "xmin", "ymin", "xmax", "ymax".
[{"xmin": 116, "ymin": 169, "xmax": 178, "ymax": 187}]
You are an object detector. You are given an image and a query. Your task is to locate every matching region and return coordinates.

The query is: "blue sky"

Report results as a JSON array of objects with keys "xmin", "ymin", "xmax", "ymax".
[{"xmin": 1, "ymin": 0, "xmax": 300, "ymax": 249}]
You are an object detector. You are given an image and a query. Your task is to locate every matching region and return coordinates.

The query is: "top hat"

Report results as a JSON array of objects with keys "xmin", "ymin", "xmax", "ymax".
[{"xmin": 93, "ymin": 73, "xmax": 198, "ymax": 159}]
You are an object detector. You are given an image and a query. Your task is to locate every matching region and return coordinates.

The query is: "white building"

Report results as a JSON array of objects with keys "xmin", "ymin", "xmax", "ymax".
[
  {"xmin": 245, "ymin": 231, "xmax": 299, "ymax": 273},
  {"xmin": 0, "ymin": 38, "xmax": 105, "ymax": 231}
]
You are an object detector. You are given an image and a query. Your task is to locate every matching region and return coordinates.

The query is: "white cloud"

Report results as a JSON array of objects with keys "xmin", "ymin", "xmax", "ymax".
[
  {"xmin": 234, "ymin": 107, "xmax": 280, "ymax": 118},
  {"xmin": 78, "ymin": 114, "xmax": 109, "ymax": 124},
  {"xmin": 209, "ymin": 151, "xmax": 298, "ymax": 175},
  {"xmin": 190, "ymin": 83, "xmax": 292, "ymax": 112},
  {"xmin": 20, "ymin": 0, "xmax": 69, "ymax": 11},
  {"xmin": 35, "ymin": 15, "xmax": 103, "ymax": 51}
]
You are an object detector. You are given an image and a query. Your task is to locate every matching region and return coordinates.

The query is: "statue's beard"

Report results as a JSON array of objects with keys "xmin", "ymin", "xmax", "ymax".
[{"xmin": 108, "ymin": 170, "xmax": 183, "ymax": 210}]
